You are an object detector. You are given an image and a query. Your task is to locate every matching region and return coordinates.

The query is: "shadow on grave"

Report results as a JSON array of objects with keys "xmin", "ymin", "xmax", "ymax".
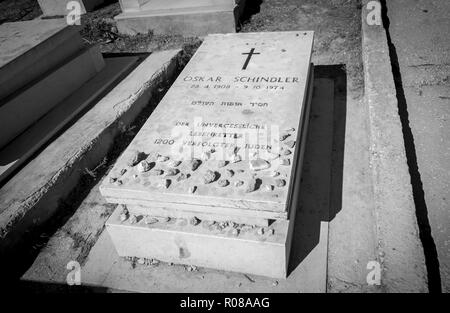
[
  {"xmin": 287, "ymin": 65, "xmax": 347, "ymax": 276},
  {"xmin": 237, "ymin": 0, "xmax": 263, "ymax": 30}
]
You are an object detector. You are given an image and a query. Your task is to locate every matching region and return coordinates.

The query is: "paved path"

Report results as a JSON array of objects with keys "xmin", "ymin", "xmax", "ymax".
[{"xmin": 386, "ymin": 0, "xmax": 450, "ymax": 292}]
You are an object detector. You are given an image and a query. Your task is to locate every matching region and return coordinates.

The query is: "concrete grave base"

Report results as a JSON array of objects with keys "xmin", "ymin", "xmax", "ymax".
[
  {"xmin": 106, "ymin": 205, "xmax": 294, "ymax": 279},
  {"xmin": 115, "ymin": 0, "xmax": 246, "ymax": 36},
  {"xmin": 104, "ymin": 66, "xmax": 314, "ymax": 279}
]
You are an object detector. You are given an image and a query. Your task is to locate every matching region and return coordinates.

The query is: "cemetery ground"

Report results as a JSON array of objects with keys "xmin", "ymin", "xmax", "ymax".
[{"xmin": 0, "ymin": 0, "xmax": 437, "ymax": 292}]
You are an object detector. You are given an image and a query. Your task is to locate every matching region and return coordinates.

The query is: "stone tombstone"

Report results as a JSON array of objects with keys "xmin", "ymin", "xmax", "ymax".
[
  {"xmin": 114, "ymin": 0, "xmax": 246, "ymax": 36},
  {"xmin": 37, "ymin": 0, "xmax": 105, "ymax": 16},
  {"xmin": 0, "ymin": 19, "xmax": 104, "ymax": 150},
  {"xmin": 100, "ymin": 31, "xmax": 314, "ymax": 221}
]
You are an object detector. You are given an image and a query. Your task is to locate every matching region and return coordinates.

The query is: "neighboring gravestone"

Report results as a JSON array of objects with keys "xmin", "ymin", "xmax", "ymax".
[
  {"xmin": 37, "ymin": 0, "xmax": 105, "ymax": 16},
  {"xmin": 0, "ymin": 19, "xmax": 104, "ymax": 150},
  {"xmin": 0, "ymin": 19, "xmax": 140, "ymax": 183},
  {"xmin": 115, "ymin": 0, "xmax": 246, "ymax": 36},
  {"xmin": 0, "ymin": 19, "xmax": 83, "ymax": 101},
  {"xmin": 100, "ymin": 31, "xmax": 314, "ymax": 278}
]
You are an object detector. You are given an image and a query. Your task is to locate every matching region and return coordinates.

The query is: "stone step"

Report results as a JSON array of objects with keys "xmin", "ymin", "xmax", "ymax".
[
  {"xmin": 106, "ymin": 204, "xmax": 293, "ymax": 278},
  {"xmin": 0, "ymin": 55, "xmax": 140, "ymax": 184},
  {"xmin": 0, "ymin": 19, "xmax": 83, "ymax": 101},
  {"xmin": 0, "ymin": 45, "xmax": 105, "ymax": 149}
]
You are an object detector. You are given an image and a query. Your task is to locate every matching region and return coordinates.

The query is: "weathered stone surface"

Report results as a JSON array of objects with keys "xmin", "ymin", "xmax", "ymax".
[{"xmin": 100, "ymin": 32, "xmax": 314, "ymax": 218}]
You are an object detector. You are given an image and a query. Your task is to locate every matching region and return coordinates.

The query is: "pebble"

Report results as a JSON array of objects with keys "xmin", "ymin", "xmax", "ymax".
[
  {"xmin": 280, "ymin": 148, "xmax": 292, "ymax": 156},
  {"xmin": 190, "ymin": 216, "xmax": 201, "ymax": 226},
  {"xmin": 150, "ymin": 169, "xmax": 164, "ymax": 176},
  {"xmin": 144, "ymin": 216, "xmax": 158, "ymax": 224},
  {"xmin": 279, "ymin": 133, "xmax": 290, "ymax": 142},
  {"xmin": 137, "ymin": 160, "xmax": 152, "ymax": 173},
  {"xmin": 257, "ymin": 227, "xmax": 265, "ymax": 235},
  {"xmin": 137, "ymin": 258, "xmax": 145, "ymax": 265},
  {"xmin": 272, "ymin": 280, "xmax": 279, "ymax": 286},
  {"xmin": 263, "ymin": 184, "xmax": 274, "ymax": 192},
  {"xmin": 165, "ymin": 168, "xmax": 179, "ymax": 176},
  {"xmin": 270, "ymin": 171, "xmax": 280, "ymax": 177},
  {"xmin": 119, "ymin": 168, "xmax": 127, "ymax": 176},
  {"xmin": 275, "ymin": 178, "xmax": 286, "ymax": 187},
  {"xmin": 119, "ymin": 213, "xmax": 128, "ymax": 222},
  {"xmin": 190, "ymin": 158, "xmax": 202, "ymax": 171},
  {"xmin": 129, "ymin": 214, "xmax": 137, "ymax": 224},
  {"xmin": 188, "ymin": 186, "xmax": 197, "ymax": 194},
  {"xmin": 133, "ymin": 174, "xmax": 138, "ymax": 179},
  {"xmin": 279, "ymin": 159, "xmax": 290, "ymax": 166},
  {"xmin": 202, "ymin": 170, "xmax": 217, "ymax": 184},
  {"xmin": 217, "ymin": 179, "xmax": 229, "ymax": 187},
  {"xmin": 284, "ymin": 140, "xmax": 296, "ymax": 148},
  {"xmin": 168, "ymin": 160, "xmax": 182, "ymax": 167},
  {"xmin": 176, "ymin": 173, "xmax": 188, "ymax": 181},
  {"xmin": 231, "ymin": 228, "xmax": 240, "ymax": 236},
  {"xmin": 225, "ymin": 169, "xmax": 234, "ymax": 177},
  {"xmin": 230, "ymin": 154, "xmax": 242, "ymax": 163},
  {"xmin": 157, "ymin": 155, "xmax": 169, "ymax": 162},
  {"xmin": 127, "ymin": 150, "xmax": 142, "ymax": 166},
  {"xmin": 151, "ymin": 259, "xmax": 160, "ymax": 266},
  {"xmin": 268, "ymin": 228, "xmax": 275, "ymax": 236},
  {"xmin": 201, "ymin": 151, "xmax": 211, "ymax": 161},
  {"xmin": 249, "ymin": 159, "xmax": 270, "ymax": 171},
  {"xmin": 206, "ymin": 220, "xmax": 216, "ymax": 227},
  {"xmin": 217, "ymin": 160, "xmax": 228, "ymax": 168},
  {"xmin": 285, "ymin": 127, "xmax": 295, "ymax": 132},
  {"xmin": 115, "ymin": 180, "xmax": 123, "ymax": 186},
  {"xmin": 245, "ymin": 178, "xmax": 258, "ymax": 193},
  {"xmin": 158, "ymin": 179, "xmax": 171, "ymax": 189},
  {"xmin": 109, "ymin": 177, "xmax": 117, "ymax": 183},
  {"xmin": 161, "ymin": 216, "xmax": 171, "ymax": 223}
]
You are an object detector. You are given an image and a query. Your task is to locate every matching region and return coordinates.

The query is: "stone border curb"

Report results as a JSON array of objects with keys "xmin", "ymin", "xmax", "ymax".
[{"xmin": 361, "ymin": 0, "xmax": 428, "ymax": 292}]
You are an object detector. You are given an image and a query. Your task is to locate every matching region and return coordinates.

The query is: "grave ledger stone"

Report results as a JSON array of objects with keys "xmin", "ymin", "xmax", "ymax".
[
  {"xmin": 0, "ymin": 19, "xmax": 140, "ymax": 183},
  {"xmin": 100, "ymin": 31, "xmax": 314, "ymax": 278}
]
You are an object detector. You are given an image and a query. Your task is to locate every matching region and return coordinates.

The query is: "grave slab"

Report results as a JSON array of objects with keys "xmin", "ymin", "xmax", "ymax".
[
  {"xmin": 0, "ymin": 55, "xmax": 140, "ymax": 184},
  {"xmin": 105, "ymin": 68, "xmax": 312, "ymax": 278},
  {"xmin": 115, "ymin": 0, "xmax": 245, "ymax": 36},
  {"xmin": 100, "ymin": 31, "xmax": 314, "ymax": 222},
  {"xmin": 0, "ymin": 19, "xmax": 83, "ymax": 101},
  {"xmin": 37, "ymin": 0, "xmax": 105, "ymax": 16},
  {"xmin": 0, "ymin": 45, "xmax": 105, "ymax": 149}
]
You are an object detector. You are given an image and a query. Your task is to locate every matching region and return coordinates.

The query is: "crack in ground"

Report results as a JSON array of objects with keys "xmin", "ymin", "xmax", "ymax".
[{"xmin": 380, "ymin": 0, "xmax": 442, "ymax": 293}]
